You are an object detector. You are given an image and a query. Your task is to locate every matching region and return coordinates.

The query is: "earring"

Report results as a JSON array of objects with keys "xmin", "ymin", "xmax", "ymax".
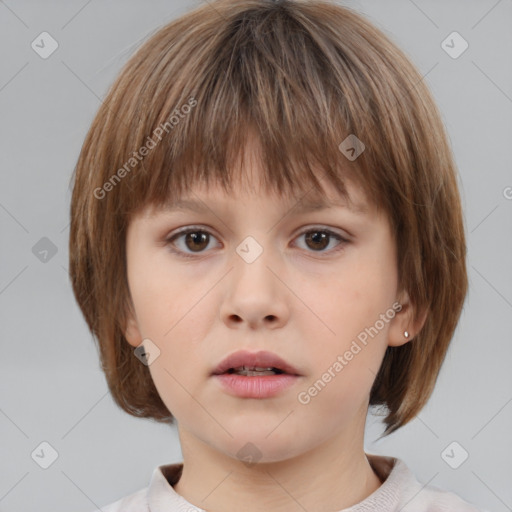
[{"xmin": 404, "ymin": 331, "xmax": 409, "ymax": 338}]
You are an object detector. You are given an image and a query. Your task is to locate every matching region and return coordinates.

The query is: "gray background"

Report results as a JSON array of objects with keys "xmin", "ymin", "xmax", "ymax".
[{"xmin": 1, "ymin": 0, "xmax": 511, "ymax": 511}]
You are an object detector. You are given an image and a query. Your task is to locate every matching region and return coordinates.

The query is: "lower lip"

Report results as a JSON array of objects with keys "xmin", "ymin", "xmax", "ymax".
[{"xmin": 213, "ymin": 373, "xmax": 300, "ymax": 398}]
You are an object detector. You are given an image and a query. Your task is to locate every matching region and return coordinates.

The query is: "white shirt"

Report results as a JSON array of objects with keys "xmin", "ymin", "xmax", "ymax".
[{"xmin": 93, "ymin": 454, "xmax": 487, "ymax": 511}]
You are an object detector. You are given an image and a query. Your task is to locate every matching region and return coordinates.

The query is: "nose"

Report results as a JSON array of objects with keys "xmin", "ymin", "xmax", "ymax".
[{"xmin": 219, "ymin": 240, "xmax": 290, "ymax": 330}]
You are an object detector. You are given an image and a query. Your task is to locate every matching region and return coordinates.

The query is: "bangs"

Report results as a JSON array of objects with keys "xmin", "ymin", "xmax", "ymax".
[{"xmin": 104, "ymin": 1, "xmax": 395, "ymax": 221}]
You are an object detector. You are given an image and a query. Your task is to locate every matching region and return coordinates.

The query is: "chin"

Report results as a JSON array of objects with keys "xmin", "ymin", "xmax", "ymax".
[{"xmin": 217, "ymin": 433, "xmax": 305, "ymax": 467}]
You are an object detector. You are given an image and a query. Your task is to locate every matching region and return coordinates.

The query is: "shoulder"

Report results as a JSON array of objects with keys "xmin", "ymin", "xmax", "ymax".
[
  {"xmin": 396, "ymin": 462, "xmax": 487, "ymax": 512},
  {"xmin": 400, "ymin": 475, "xmax": 486, "ymax": 511},
  {"xmin": 408, "ymin": 483, "xmax": 487, "ymax": 512},
  {"xmin": 88, "ymin": 487, "xmax": 149, "ymax": 512},
  {"xmin": 86, "ymin": 462, "xmax": 185, "ymax": 512},
  {"xmin": 363, "ymin": 455, "xmax": 488, "ymax": 512},
  {"xmin": 401, "ymin": 482, "xmax": 488, "ymax": 512}
]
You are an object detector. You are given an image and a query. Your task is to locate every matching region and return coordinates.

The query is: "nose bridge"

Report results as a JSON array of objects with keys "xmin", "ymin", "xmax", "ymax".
[
  {"xmin": 232, "ymin": 231, "xmax": 277, "ymax": 288},
  {"xmin": 220, "ymin": 230, "xmax": 288, "ymax": 327}
]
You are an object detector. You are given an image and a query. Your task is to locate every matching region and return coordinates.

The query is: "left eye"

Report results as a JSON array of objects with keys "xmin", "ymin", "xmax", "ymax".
[
  {"xmin": 165, "ymin": 227, "xmax": 348, "ymax": 258},
  {"xmin": 167, "ymin": 229, "xmax": 218, "ymax": 255},
  {"xmin": 295, "ymin": 229, "xmax": 348, "ymax": 253}
]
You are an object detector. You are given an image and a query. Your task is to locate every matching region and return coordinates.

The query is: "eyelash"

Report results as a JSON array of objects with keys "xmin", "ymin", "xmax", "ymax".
[{"xmin": 164, "ymin": 226, "xmax": 349, "ymax": 259}]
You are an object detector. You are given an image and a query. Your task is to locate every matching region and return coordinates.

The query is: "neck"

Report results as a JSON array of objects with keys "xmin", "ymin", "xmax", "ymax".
[{"xmin": 172, "ymin": 425, "xmax": 382, "ymax": 512}]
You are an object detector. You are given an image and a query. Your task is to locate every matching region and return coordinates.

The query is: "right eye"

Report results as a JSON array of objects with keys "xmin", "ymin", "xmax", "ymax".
[{"xmin": 164, "ymin": 227, "xmax": 220, "ymax": 259}]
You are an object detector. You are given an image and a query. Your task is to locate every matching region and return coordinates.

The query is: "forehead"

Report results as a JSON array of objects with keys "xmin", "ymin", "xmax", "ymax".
[{"xmin": 145, "ymin": 175, "xmax": 372, "ymax": 219}]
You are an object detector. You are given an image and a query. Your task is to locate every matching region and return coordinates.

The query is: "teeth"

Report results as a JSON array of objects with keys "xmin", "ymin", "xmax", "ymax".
[
  {"xmin": 230, "ymin": 365, "xmax": 281, "ymax": 376},
  {"xmin": 237, "ymin": 366, "xmax": 274, "ymax": 371},
  {"xmin": 235, "ymin": 369, "xmax": 277, "ymax": 376}
]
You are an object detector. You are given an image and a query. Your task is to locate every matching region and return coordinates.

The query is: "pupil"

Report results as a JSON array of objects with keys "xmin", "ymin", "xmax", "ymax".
[
  {"xmin": 306, "ymin": 231, "xmax": 328, "ymax": 251},
  {"xmin": 186, "ymin": 232, "xmax": 208, "ymax": 252}
]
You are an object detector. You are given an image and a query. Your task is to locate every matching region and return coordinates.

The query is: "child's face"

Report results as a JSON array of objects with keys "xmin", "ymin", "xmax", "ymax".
[{"xmin": 123, "ymin": 142, "xmax": 411, "ymax": 464}]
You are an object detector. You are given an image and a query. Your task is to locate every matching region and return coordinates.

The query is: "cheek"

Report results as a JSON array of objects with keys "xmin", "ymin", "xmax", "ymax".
[
  {"xmin": 142, "ymin": 301, "xmax": 213, "ymax": 420},
  {"xmin": 303, "ymin": 254, "xmax": 396, "ymax": 338},
  {"xmin": 129, "ymin": 272, "xmax": 217, "ymax": 402},
  {"xmin": 128, "ymin": 255, "xmax": 205, "ymax": 338},
  {"xmin": 296, "ymin": 253, "xmax": 395, "ymax": 388}
]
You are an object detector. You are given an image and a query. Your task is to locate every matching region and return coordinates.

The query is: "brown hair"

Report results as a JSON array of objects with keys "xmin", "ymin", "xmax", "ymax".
[{"xmin": 68, "ymin": 0, "xmax": 467, "ymax": 435}]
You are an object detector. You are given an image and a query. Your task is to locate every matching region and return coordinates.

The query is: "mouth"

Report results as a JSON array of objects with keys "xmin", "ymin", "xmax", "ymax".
[
  {"xmin": 211, "ymin": 350, "xmax": 302, "ymax": 398},
  {"xmin": 211, "ymin": 350, "xmax": 301, "ymax": 377}
]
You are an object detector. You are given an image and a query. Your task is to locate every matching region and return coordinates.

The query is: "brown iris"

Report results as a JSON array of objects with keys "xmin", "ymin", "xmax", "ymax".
[
  {"xmin": 304, "ymin": 231, "xmax": 330, "ymax": 251},
  {"xmin": 184, "ymin": 231, "xmax": 209, "ymax": 252}
]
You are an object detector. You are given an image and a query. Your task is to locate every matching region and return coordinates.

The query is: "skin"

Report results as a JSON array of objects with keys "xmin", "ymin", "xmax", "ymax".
[{"xmin": 123, "ymin": 137, "xmax": 426, "ymax": 511}]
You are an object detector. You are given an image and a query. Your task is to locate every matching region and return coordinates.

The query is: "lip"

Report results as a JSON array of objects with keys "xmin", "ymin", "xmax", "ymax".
[
  {"xmin": 211, "ymin": 350, "xmax": 301, "ymax": 376},
  {"xmin": 213, "ymin": 373, "xmax": 300, "ymax": 399}
]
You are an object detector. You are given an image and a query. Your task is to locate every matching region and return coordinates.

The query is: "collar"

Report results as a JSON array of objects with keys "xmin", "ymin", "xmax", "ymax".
[{"xmin": 147, "ymin": 454, "xmax": 415, "ymax": 512}]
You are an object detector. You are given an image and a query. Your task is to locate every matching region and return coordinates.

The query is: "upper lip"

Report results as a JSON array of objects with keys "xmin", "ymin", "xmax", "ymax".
[{"xmin": 212, "ymin": 350, "xmax": 301, "ymax": 376}]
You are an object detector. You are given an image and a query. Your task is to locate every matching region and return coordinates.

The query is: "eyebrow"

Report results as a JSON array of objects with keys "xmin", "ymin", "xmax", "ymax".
[{"xmin": 160, "ymin": 196, "xmax": 368, "ymax": 215}]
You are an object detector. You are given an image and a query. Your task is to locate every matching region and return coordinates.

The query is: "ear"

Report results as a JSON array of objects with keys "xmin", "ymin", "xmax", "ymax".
[
  {"xmin": 123, "ymin": 309, "xmax": 143, "ymax": 348},
  {"xmin": 388, "ymin": 290, "xmax": 428, "ymax": 347}
]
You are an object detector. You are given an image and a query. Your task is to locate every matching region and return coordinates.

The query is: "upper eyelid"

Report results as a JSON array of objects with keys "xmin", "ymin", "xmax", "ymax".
[
  {"xmin": 167, "ymin": 224, "xmax": 350, "ymax": 239},
  {"xmin": 166, "ymin": 225, "xmax": 351, "ymax": 250}
]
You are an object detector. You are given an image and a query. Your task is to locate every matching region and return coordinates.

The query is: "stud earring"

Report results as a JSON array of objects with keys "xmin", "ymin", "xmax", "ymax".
[{"xmin": 404, "ymin": 331, "xmax": 409, "ymax": 338}]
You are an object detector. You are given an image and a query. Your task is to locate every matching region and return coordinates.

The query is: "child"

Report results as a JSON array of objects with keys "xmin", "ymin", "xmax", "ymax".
[{"xmin": 69, "ymin": 0, "xmax": 487, "ymax": 510}]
